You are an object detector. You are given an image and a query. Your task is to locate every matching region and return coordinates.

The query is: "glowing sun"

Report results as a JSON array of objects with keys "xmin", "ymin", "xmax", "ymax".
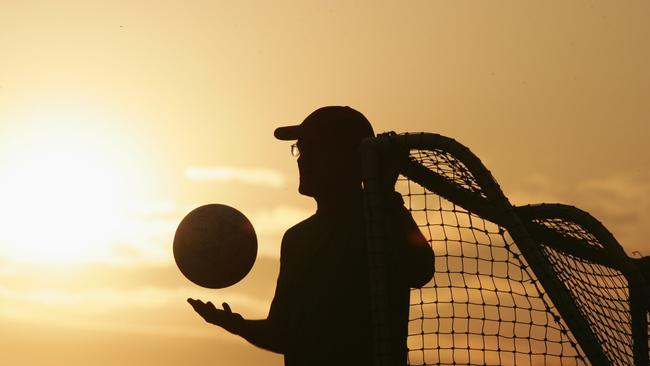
[{"xmin": 0, "ymin": 104, "xmax": 146, "ymax": 263}]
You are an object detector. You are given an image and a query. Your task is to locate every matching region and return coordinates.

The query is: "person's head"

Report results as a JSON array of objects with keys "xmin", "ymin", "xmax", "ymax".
[{"xmin": 274, "ymin": 106, "xmax": 375, "ymax": 198}]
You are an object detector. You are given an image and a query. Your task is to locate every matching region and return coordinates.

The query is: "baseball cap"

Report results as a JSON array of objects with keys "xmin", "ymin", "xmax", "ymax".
[{"xmin": 274, "ymin": 106, "xmax": 374, "ymax": 148}]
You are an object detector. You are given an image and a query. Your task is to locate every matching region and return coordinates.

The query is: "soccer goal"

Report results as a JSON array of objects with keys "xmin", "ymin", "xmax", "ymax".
[{"xmin": 361, "ymin": 132, "xmax": 649, "ymax": 366}]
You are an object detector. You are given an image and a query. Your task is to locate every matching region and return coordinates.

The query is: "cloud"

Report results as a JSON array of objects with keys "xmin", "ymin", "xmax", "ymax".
[
  {"xmin": 0, "ymin": 285, "xmax": 268, "ymax": 314},
  {"xmin": 0, "ymin": 260, "xmax": 277, "ymax": 346},
  {"xmin": 106, "ymin": 202, "xmax": 311, "ymax": 261},
  {"xmin": 185, "ymin": 166, "xmax": 286, "ymax": 188},
  {"xmin": 131, "ymin": 200, "xmax": 177, "ymax": 216},
  {"xmin": 0, "ymin": 255, "xmax": 280, "ymax": 299},
  {"xmin": 0, "ymin": 283, "xmax": 271, "ymax": 337}
]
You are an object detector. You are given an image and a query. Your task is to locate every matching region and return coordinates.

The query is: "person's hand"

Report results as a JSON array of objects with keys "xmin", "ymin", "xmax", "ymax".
[
  {"xmin": 378, "ymin": 142, "xmax": 410, "ymax": 192},
  {"xmin": 187, "ymin": 298, "xmax": 244, "ymax": 335}
]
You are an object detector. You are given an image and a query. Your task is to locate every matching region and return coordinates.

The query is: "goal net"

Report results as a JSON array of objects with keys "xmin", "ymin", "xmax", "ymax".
[{"xmin": 361, "ymin": 133, "xmax": 649, "ymax": 366}]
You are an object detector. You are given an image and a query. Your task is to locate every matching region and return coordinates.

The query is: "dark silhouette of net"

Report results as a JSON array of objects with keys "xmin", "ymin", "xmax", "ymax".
[
  {"xmin": 362, "ymin": 133, "xmax": 649, "ymax": 366},
  {"xmin": 520, "ymin": 209, "xmax": 647, "ymax": 366},
  {"xmin": 541, "ymin": 245, "xmax": 631, "ymax": 363},
  {"xmin": 395, "ymin": 173, "xmax": 585, "ymax": 365}
]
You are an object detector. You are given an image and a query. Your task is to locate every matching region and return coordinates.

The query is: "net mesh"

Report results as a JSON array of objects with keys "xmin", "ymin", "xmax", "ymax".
[
  {"xmin": 414, "ymin": 149, "xmax": 486, "ymax": 198},
  {"xmin": 533, "ymin": 217, "xmax": 635, "ymax": 365},
  {"xmin": 398, "ymin": 148, "xmax": 588, "ymax": 365}
]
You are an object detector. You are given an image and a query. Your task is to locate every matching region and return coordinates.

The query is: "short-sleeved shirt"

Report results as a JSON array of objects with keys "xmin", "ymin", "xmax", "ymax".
[{"xmin": 268, "ymin": 201, "xmax": 417, "ymax": 366}]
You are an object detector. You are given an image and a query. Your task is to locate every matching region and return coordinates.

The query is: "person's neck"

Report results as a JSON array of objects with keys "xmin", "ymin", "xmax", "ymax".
[{"xmin": 314, "ymin": 187, "xmax": 364, "ymax": 216}]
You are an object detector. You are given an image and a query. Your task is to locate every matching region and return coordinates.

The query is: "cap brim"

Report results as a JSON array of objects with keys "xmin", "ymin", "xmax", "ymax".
[{"xmin": 274, "ymin": 125, "xmax": 301, "ymax": 140}]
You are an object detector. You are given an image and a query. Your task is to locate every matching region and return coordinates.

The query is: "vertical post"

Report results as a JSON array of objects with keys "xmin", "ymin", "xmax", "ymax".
[
  {"xmin": 361, "ymin": 136, "xmax": 392, "ymax": 366},
  {"xmin": 629, "ymin": 279, "xmax": 649, "ymax": 366}
]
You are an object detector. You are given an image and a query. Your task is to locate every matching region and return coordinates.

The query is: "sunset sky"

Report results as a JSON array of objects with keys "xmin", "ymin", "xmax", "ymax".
[{"xmin": 1, "ymin": 1, "xmax": 649, "ymax": 365}]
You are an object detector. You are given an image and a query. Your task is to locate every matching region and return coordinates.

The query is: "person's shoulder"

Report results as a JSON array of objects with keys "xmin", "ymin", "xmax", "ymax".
[
  {"xmin": 280, "ymin": 214, "xmax": 317, "ymax": 256},
  {"xmin": 283, "ymin": 214, "xmax": 318, "ymax": 241}
]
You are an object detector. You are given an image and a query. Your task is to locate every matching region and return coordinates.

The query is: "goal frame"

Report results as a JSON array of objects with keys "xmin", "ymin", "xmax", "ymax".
[{"xmin": 361, "ymin": 132, "xmax": 649, "ymax": 366}]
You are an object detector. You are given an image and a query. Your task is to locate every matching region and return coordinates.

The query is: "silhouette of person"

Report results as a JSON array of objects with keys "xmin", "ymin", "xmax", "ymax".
[{"xmin": 188, "ymin": 106, "xmax": 434, "ymax": 366}]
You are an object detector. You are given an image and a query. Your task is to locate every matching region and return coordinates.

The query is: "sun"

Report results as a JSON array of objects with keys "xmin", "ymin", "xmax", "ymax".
[{"xmin": 0, "ymin": 103, "xmax": 147, "ymax": 264}]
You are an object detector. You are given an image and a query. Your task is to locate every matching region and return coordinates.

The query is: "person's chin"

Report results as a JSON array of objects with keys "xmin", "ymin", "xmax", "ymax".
[{"xmin": 298, "ymin": 182, "xmax": 315, "ymax": 197}]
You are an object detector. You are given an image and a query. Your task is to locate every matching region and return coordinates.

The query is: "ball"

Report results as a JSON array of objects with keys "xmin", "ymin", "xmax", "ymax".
[{"xmin": 173, "ymin": 204, "xmax": 257, "ymax": 289}]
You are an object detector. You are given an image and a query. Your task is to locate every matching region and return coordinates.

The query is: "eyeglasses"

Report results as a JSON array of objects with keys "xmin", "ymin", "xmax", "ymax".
[{"xmin": 290, "ymin": 143, "xmax": 300, "ymax": 158}]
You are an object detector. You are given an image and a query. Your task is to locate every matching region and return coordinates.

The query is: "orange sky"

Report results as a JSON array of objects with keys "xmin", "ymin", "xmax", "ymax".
[{"xmin": 1, "ymin": 1, "xmax": 649, "ymax": 365}]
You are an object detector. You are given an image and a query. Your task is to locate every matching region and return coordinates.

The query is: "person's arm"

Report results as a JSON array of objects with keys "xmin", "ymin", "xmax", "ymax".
[
  {"xmin": 187, "ymin": 229, "xmax": 297, "ymax": 354},
  {"xmin": 375, "ymin": 143, "xmax": 434, "ymax": 287},
  {"xmin": 187, "ymin": 299, "xmax": 284, "ymax": 353},
  {"xmin": 387, "ymin": 192, "xmax": 435, "ymax": 288},
  {"xmin": 399, "ymin": 205, "xmax": 435, "ymax": 288}
]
